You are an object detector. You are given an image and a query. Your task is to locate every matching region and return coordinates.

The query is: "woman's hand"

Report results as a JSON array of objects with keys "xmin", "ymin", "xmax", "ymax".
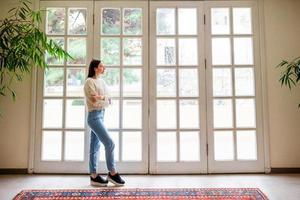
[
  {"xmin": 91, "ymin": 94, "xmax": 105, "ymax": 103},
  {"xmin": 91, "ymin": 95, "xmax": 97, "ymax": 103}
]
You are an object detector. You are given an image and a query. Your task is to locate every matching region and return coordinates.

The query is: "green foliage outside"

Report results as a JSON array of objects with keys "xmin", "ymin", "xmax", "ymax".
[
  {"xmin": 103, "ymin": 68, "xmax": 119, "ymax": 85},
  {"xmin": 45, "ymin": 68, "xmax": 63, "ymax": 86},
  {"xmin": 101, "ymin": 9, "xmax": 141, "ymax": 86},
  {"xmin": 71, "ymin": 99, "xmax": 84, "ymax": 106},
  {"xmin": 75, "ymin": 71, "xmax": 84, "ymax": 84},
  {"xmin": 124, "ymin": 9, "xmax": 142, "ymax": 35},
  {"xmin": 102, "ymin": 8, "xmax": 141, "ymax": 35},
  {"xmin": 123, "ymin": 69, "xmax": 139, "ymax": 84},
  {"xmin": 101, "ymin": 38, "xmax": 120, "ymax": 65},
  {"xmin": 102, "ymin": 68, "xmax": 139, "ymax": 86},
  {"xmin": 102, "ymin": 9, "xmax": 120, "ymax": 34},
  {"xmin": 47, "ymin": 8, "xmax": 64, "ymax": 34},
  {"xmin": 67, "ymin": 38, "xmax": 86, "ymax": 64}
]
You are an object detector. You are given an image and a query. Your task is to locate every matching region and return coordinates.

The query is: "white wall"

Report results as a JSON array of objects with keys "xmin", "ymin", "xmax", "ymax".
[
  {"xmin": 263, "ymin": 0, "xmax": 300, "ymax": 167},
  {"xmin": 0, "ymin": 0, "xmax": 35, "ymax": 169},
  {"xmin": 0, "ymin": 0, "xmax": 299, "ymax": 170}
]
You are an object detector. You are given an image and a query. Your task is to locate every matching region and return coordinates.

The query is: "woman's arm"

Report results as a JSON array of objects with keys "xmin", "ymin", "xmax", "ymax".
[
  {"xmin": 91, "ymin": 94, "xmax": 105, "ymax": 102},
  {"xmin": 85, "ymin": 79, "xmax": 100, "ymax": 103}
]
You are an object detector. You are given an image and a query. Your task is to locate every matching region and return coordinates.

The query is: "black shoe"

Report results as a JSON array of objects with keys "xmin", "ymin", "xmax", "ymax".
[
  {"xmin": 107, "ymin": 172, "xmax": 125, "ymax": 186},
  {"xmin": 90, "ymin": 175, "xmax": 108, "ymax": 187}
]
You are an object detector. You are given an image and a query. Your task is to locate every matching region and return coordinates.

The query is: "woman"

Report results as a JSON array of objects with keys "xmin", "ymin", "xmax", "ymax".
[{"xmin": 84, "ymin": 59, "xmax": 125, "ymax": 186}]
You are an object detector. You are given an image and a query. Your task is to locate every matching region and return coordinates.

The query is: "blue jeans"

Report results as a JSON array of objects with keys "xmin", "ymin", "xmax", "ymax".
[{"xmin": 87, "ymin": 109, "xmax": 116, "ymax": 173}]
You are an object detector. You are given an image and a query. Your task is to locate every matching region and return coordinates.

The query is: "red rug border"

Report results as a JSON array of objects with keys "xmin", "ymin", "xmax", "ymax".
[{"xmin": 14, "ymin": 187, "xmax": 269, "ymax": 200}]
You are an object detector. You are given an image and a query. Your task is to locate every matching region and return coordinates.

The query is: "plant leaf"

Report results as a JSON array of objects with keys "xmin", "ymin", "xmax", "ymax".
[{"xmin": 276, "ymin": 60, "xmax": 288, "ymax": 68}]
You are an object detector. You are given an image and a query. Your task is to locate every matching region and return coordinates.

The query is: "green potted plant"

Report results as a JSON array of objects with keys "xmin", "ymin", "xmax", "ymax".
[
  {"xmin": 277, "ymin": 56, "xmax": 300, "ymax": 107},
  {"xmin": 0, "ymin": 0, "xmax": 71, "ymax": 106}
]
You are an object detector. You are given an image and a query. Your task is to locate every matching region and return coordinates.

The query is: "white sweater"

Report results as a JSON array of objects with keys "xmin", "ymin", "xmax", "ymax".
[{"xmin": 84, "ymin": 77, "xmax": 110, "ymax": 112}]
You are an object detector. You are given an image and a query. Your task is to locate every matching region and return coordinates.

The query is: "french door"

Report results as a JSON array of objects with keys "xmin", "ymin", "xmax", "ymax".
[
  {"xmin": 205, "ymin": 1, "xmax": 264, "ymax": 173},
  {"xmin": 94, "ymin": 1, "xmax": 149, "ymax": 173},
  {"xmin": 149, "ymin": 1, "xmax": 207, "ymax": 173},
  {"xmin": 35, "ymin": 1, "xmax": 93, "ymax": 173},
  {"xmin": 34, "ymin": 0, "xmax": 265, "ymax": 174}
]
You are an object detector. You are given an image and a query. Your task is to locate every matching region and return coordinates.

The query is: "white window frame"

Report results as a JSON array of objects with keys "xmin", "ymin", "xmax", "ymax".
[
  {"xmin": 205, "ymin": 0, "xmax": 265, "ymax": 173},
  {"xmin": 34, "ymin": 1, "xmax": 93, "ymax": 173},
  {"xmin": 94, "ymin": 1, "xmax": 149, "ymax": 174},
  {"xmin": 149, "ymin": 1, "xmax": 208, "ymax": 174},
  {"xmin": 29, "ymin": 0, "xmax": 270, "ymax": 174}
]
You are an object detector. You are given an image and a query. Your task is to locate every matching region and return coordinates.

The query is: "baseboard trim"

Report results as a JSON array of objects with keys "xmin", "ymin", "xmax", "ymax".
[
  {"xmin": 1, "ymin": 168, "xmax": 299, "ymax": 174},
  {"xmin": 0, "ymin": 168, "xmax": 28, "ymax": 174},
  {"xmin": 271, "ymin": 168, "xmax": 300, "ymax": 173}
]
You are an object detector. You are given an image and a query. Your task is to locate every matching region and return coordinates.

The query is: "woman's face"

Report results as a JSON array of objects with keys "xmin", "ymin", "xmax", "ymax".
[{"xmin": 95, "ymin": 63, "xmax": 105, "ymax": 75}]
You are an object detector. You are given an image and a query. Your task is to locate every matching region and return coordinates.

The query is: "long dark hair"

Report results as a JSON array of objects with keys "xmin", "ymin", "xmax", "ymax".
[{"xmin": 87, "ymin": 59, "xmax": 101, "ymax": 78}]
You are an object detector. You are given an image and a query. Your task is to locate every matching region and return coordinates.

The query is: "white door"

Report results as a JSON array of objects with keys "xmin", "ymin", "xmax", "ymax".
[
  {"xmin": 94, "ymin": 1, "xmax": 149, "ymax": 173},
  {"xmin": 35, "ymin": 1, "xmax": 93, "ymax": 173},
  {"xmin": 36, "ymin": 1, "xmax": 149, "ymax": 174},
  {"xmin": 34, "ymin": 0, "xmax": 266, "ymax": 174},
  {"xmin": 149, "ymin": 1, "xmax": 208, "ymax": 174},
  {"xmin": 205, "ymin": 1, "xmax": 265, "ymax": 173}
]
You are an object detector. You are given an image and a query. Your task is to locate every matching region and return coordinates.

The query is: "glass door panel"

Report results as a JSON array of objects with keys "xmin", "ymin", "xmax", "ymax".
[
  {"xmin": 95, "ymin": 1, "xmax": 148, "ymax": 173},
  {"xmin": 35, "ymin": 1, "xmax": 265, "ymax": 174},
  {"xmin": 149, "ymin": 1, "xmax": 207, "ymax": 174},
  {"xmin": 35, "ymin": 1, "xmax": 93, "ymax": 173},
  {"xmin": 206, "ymin": 1, "xmax": 265, "ymax": 173}
]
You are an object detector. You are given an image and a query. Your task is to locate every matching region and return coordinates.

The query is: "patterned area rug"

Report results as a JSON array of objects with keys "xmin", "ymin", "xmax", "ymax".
[{"xmin": 14, "ymin": 188, "xmax": 269, "ymax": 200}]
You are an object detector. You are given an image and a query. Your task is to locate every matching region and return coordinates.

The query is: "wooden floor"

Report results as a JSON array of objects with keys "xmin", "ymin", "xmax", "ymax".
[{"xmin": 1, "ymin": 174, "xmax": 300, "ymax": 199}]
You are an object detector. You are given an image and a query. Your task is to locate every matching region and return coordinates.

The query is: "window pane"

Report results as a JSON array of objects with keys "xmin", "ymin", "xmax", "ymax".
[
  {"xmin": 44, "ymin": 68, "xmax": 64, "ymax": 96},
  {"xmin": 236, "ymin": 99, "xmax": 256, "ymax": 128},
  {"xmin": 123, "ymin": 8, "xmax": 142, "ymax": 35},
  {"xmin": 102, "ymin": 8, "xmax": 120, "ymax": 35},
  {"xmin": 105, "ymin": 99, "xmax": 119, "ymax": 129},
  {"xmin": 42, "ymin": 131, "xmax": 62, "ymax": 161},
  {"xmin": 178, "ymin": 8, "xmax": 197, "ymax": 35},
  {"xmin": 235, "ymin": 68, "xmax": 255, "ymax": 96},
  {"xmin": 233, "ymin": 8, "xmax": 252, "ymax": 34},
  {"xmin": 123, "ymin": 68, "xmax": 142, "ymax": 97},
  {"xmin": 123, "ymin": 38, "xmax": 142, "ymax": 65},
  {"xmin": 157, "ymin": 100, "xmax": 176, "ymax": 129},
  {"xmin": 67, "ymin": 37, "xmax": 86, "ymax": 65},
  {"xmin": 66, "ymin": 68, "xmax": 85, "ymax": 97},
  {"xmin": 157, "ymin": 69, "xmax": 176, "ymax": 97},
  {"xmin": 180, "ymin": 132, "xmax": 200, "ymax": 161},
  {"xmin": 212, "ymin": 38, "xmax": 231, "ymax": 65},
  {"xmin": 157, "ymin": 132, "xmax": 176, "ymax": 161},
  {"xmin": 68, "ymin": 8, "xmax": 87, "ymax": 35},
  {"xmin": 237, "ymin": 131, "xmax": 257, "ymax": 160},
  {"xmin": 213, "ymin": 68, "xmax": 232, "ymax": 97},
  {"xmin": 102, "ymin": 68, "xmax": 120, "ymax": 97},
  {"xmin": 213, "ymin": 99, "xmax": 233, "ymax": 128},
  {"xmin": 65, "ymin": 99, "xmax": 85, "ymax": 128},
  {"xmin": 179, "ymin": 69, "xmax": 198, "ymax": 97},
  {"xmin": 156, "ymin": 8, "xmax": 175, "ymax": 35},
  {"xmin": 214, "ymin": 131, "xmax": 234, "ymax": 161},
  {"xmin": 157, "ymin": 38, "xmax": 176, "ymax": 66},
  {"xmin": 101, "ymin": 38, "xmax": 120, "ymax": 66},
  {"xmin": 46, "ymin": 38, "xmax": 64, "ymax": 65},
  {"xmin": 100, "ymin": 132, "xmax": 119, "ymax": 161},
  {"xmin": 179, "ymin": 100, "xmax": 199, "ymax": 129},
  {"xmin": 122, "ymin": 100, "xmax": 142, "ymax": 129},
  {"xmin": 211, "ymin": 8, "xmax": 230, "ymax": 35},
  {"xmin": 122, "ymin": 132, "xmax": 142, "ymax": 161},
  {"xmin": 234, "ymin": 37, "xmax": 253, "ymax": 65},
  {"xmin": 43, "ymin": 99, "xmax": 63, "ymax": 128},
  {"xmin": 46, "ymin": 8, "xmax": 65, "ymax": 35},
  {"xmin": 178, "ymin": 38, "xmax": 198, "ymax": 65},
  {"xmin": 65, "ymin": 131, "xmax": 84, "ymax": 161}
]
